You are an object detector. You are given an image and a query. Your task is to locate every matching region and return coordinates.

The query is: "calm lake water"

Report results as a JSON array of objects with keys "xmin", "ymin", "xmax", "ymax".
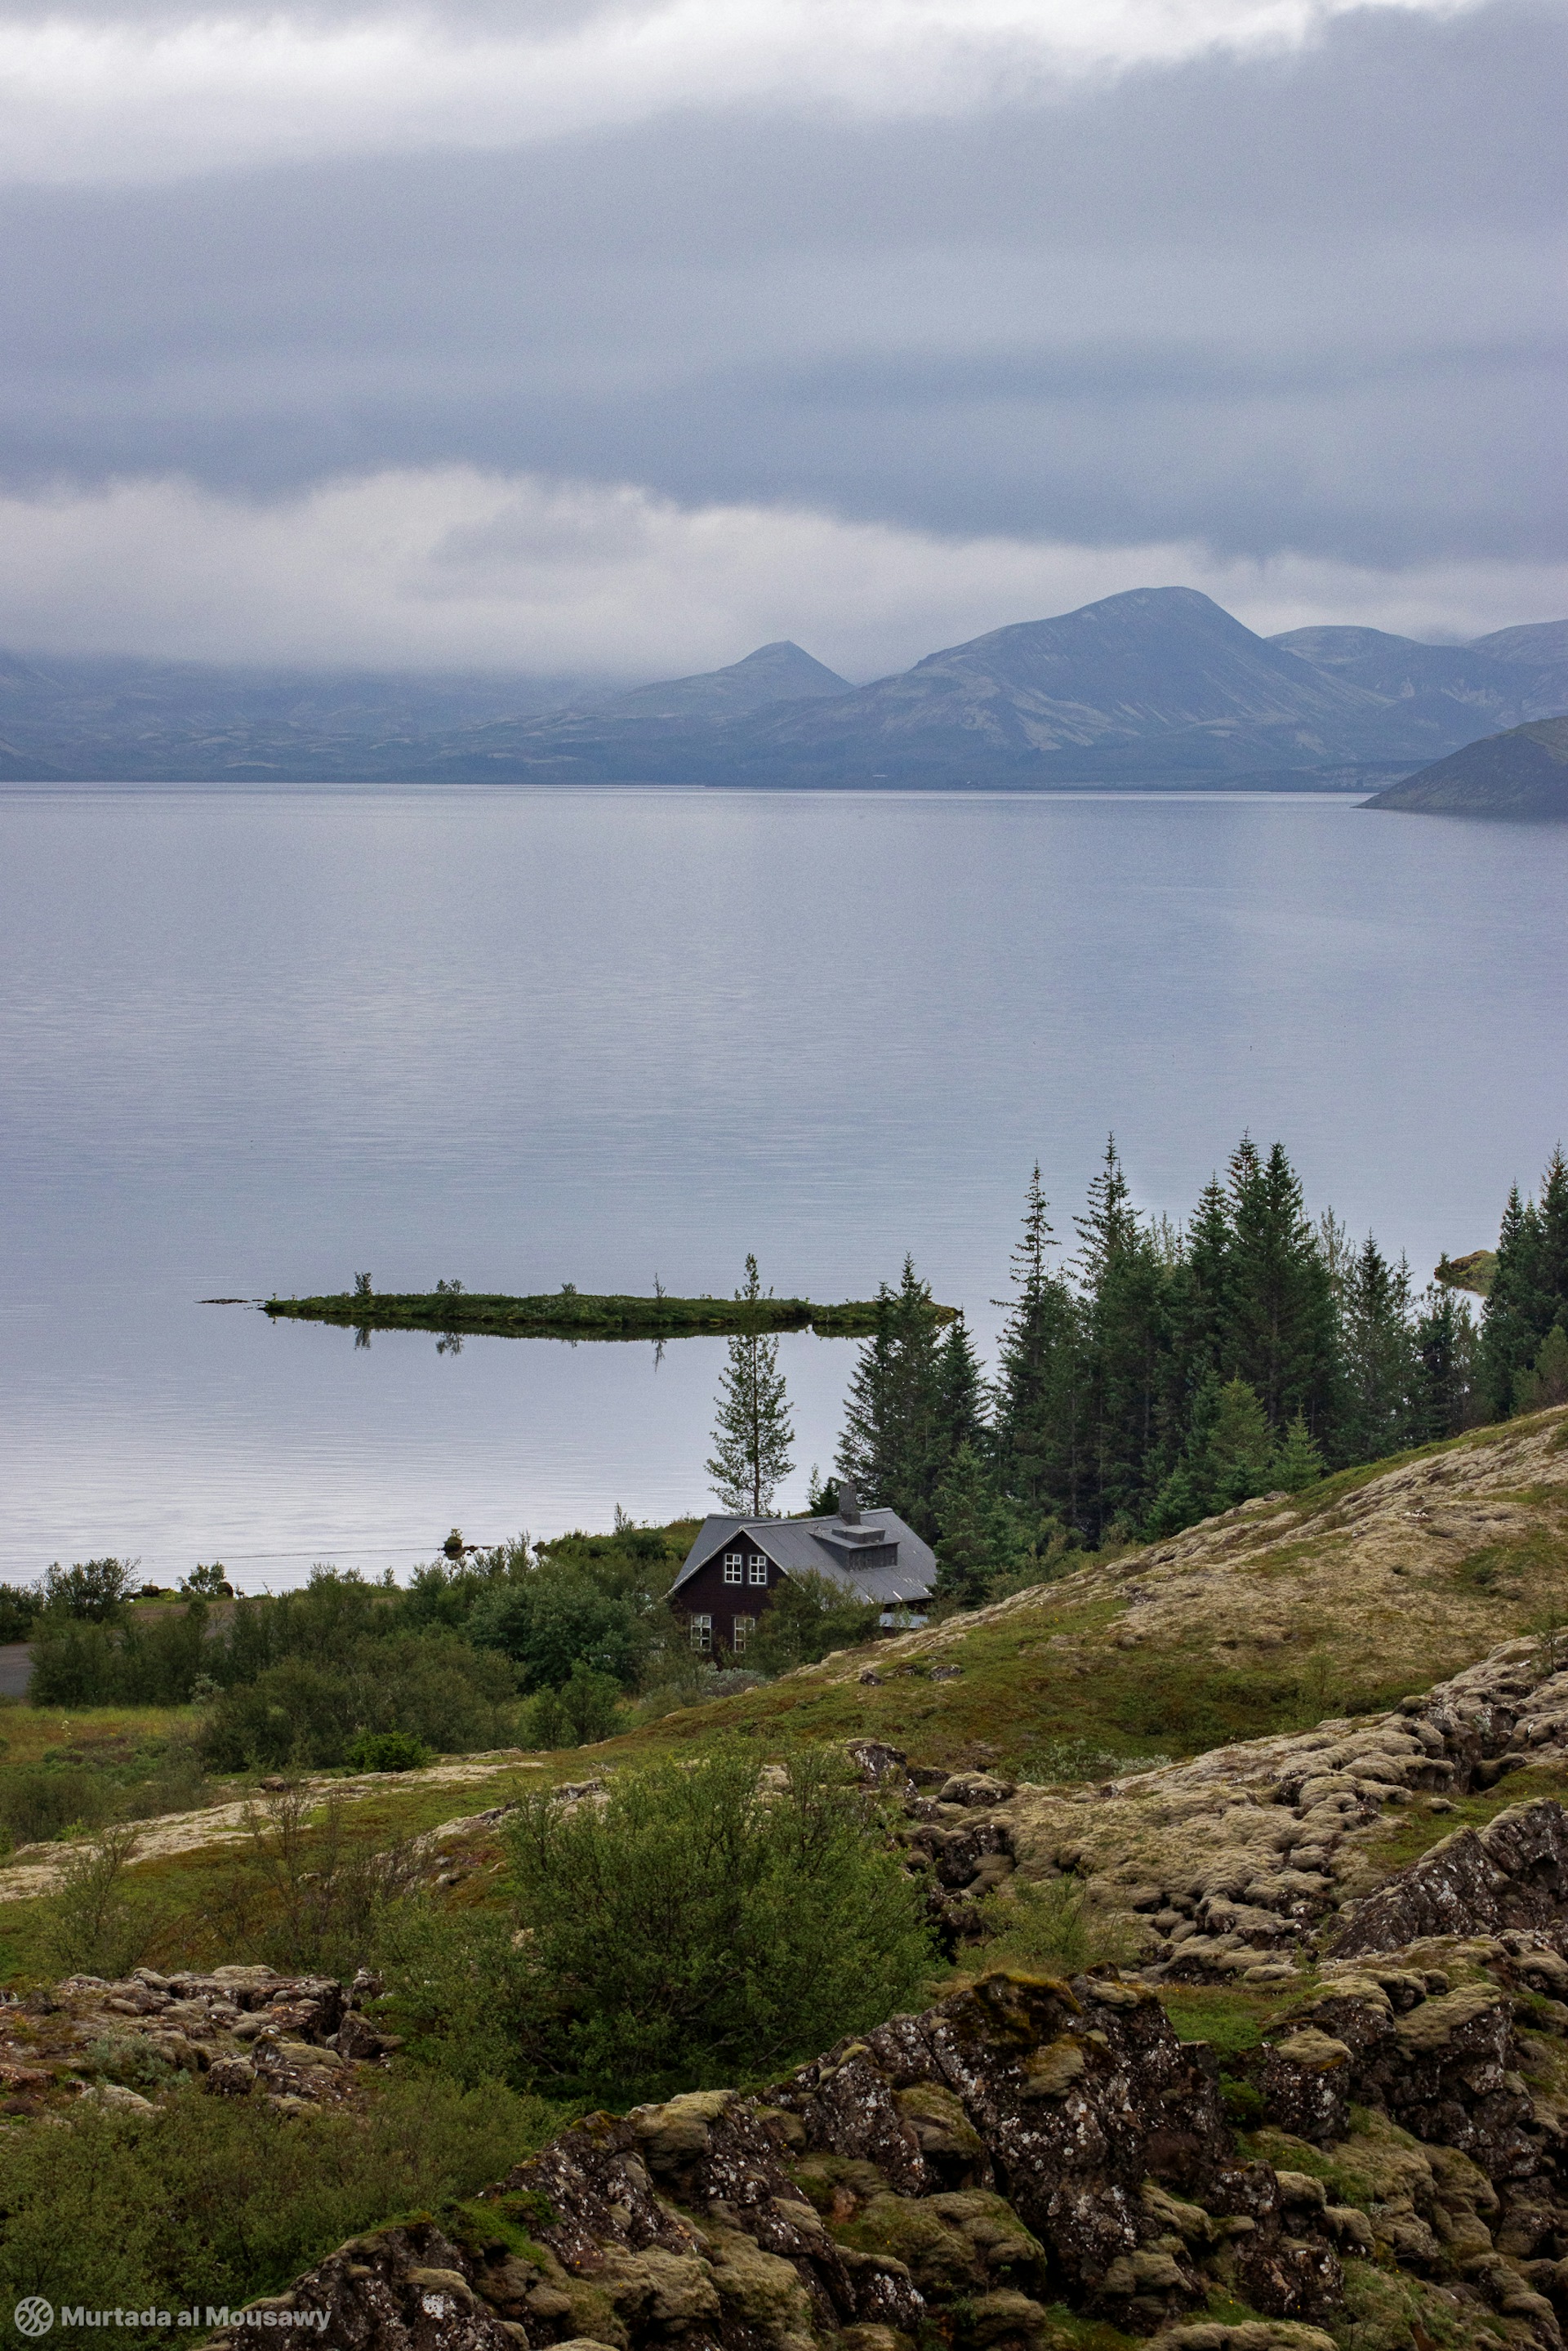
[{"xmin": 2, "ymin": 784, "xmax": 1565, "ymax": 1588}]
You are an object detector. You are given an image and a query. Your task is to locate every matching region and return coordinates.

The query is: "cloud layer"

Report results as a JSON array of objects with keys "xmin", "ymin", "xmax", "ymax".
[
  {"xmin": 7, "ymin": 468, "xmax": 1566, "ymax": 678},
  {"xmin": 1, "ymin": 0, "xmax": 1561, "ymax": 669}
]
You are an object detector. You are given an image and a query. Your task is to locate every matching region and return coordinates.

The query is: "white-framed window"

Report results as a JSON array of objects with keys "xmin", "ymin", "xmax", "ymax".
[
  {"xmin": 748, "ymin": 1556, "xmax": 768, "ymax": 1586},
  {"xmin": 690, "ymin": 1614, "xmax": 712, "ymax": 1652},
  {"xmin": 732, "ymin": 1615, "xmax": 755, "ymax": 1654},
  {"xmin": 724, "ymin": 1556, "xmax": 742, "ymax": 1584}
]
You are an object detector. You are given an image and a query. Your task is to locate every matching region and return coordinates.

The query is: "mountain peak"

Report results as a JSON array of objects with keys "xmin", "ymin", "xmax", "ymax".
[{"xmin": 603, "ymin": 639, "xmax": 852, "ymax": 723}]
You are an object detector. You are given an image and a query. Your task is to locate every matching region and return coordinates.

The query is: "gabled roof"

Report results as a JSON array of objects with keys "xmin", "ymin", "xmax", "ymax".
[{"xmin": 671, "ymin": 1507, "xmax": 936, "ymax": 1606}]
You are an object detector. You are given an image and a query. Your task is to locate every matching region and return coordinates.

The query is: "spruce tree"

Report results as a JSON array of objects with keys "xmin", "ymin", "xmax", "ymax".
[
  {"xmin": 1516, "ymin": 1325, "xmax": 1568, "ymax": 1414},
  {"xmin": 1223, "ymin": 1138, "xmax": 1338, "ymax": 1440},
  {"xmin": 933, "ymin": 1442, "xmax": 1013, "ymax": 1606},
  {"xmin": 1481, "ymin": 1184, "xmax": 1544, "ymax": 1420},
  {"xmin": 1342, "ymin": 1237, "xmax": 1419, "ymax": 1459},
  {"xmin": 934, "ymin": 1314, "xmax": 988, "ymax": 1463},
  {"xmin": 706, "ymin": 1254, "xmax": 795, "ymax": 1516},
  {"xmin": 1272, "ymin": 1409, "xmax": 1325, "ymax": 1491},
  {"xmin": 835, "ymin": 1257, "xmax": 946, "ymax": 1535},
  {"xmin": 1074, "ymin": 1138, "xmax": 1168, "ymax": 1537},
  {"xmin": 1413, "ymin": 1285, "xmax": 1476, "ymax": 1440},
  {"xmin": 994, "ymin": 1165, "xmax": 1082, "ymax": 1525}
]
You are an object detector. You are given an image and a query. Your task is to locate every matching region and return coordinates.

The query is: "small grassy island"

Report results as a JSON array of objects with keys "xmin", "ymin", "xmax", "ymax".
[{"xmin": 263, "ymin": 1287, "xmax": 957, "ymax": 1341}]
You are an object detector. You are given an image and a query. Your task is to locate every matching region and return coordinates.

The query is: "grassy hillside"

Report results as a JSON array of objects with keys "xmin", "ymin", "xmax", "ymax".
[{"xmin": 2, "ymin": 1401, "xmax": 1563, "ymax": 1983}]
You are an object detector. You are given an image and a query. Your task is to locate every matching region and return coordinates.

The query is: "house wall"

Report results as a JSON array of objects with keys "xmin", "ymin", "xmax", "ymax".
[{"xmin": 672, "ymin": 1543, "xmax": 780, "ymax": 1657}]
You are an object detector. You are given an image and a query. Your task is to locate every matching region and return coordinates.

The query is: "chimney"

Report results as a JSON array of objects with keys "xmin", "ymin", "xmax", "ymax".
[{"xmin": 837, "ymin": 1480, "xmax": 861, "ymax": 1525}]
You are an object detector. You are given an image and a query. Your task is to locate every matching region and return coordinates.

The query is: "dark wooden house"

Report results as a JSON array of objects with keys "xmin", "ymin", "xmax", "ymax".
[{"xmin": 668, "ymin": 1483, "xmax": 936, "ymax": 1657}]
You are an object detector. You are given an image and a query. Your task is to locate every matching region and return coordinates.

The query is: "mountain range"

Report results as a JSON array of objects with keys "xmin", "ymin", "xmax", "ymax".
[{"xmin": 3, "ymin": 588, "xmax": 1566, "ymax": 789}]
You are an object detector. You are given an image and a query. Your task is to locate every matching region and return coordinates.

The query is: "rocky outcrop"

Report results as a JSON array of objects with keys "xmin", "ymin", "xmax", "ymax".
[
  {"xmin": 1334, "ymin": 1801, "xmax": 1568, "ymax": 1959},
  {"xmin": 204, "ymin": 1970, "xmax": 1350, "ymax": 2351},
  {"xmin": 0, "ymin": 1962, "xmax": 395, "ymax": 2116}
]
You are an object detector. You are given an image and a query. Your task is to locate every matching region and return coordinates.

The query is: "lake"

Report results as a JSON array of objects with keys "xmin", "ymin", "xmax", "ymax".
[{"xmin": 2, "ymin": 784, "xmax": 1564, "ymax": 1590}]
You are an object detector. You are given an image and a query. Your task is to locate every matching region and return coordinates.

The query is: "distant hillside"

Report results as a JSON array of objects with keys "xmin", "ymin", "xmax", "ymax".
[
  {"xmin": 593, "ymin": 640, "xmax": 851, "ymax": 722},
  {"xmin": 1269, "ymin": 621, "xmax": 1568, "ymax": 755},
  {"xmin": 412, "ymin": 586, "xmax": 1565, "ymax": 791},
  {"xmin": 3, "ymin": 590, "xmax": 1566, "ymax": 787},
  {"xmin": 1365, "ymin": 713, "xmax": 1568, "ymax": 817},
  {"xmin": 0, "ymin": 652, "xmax": 613, "ymax": 783}
]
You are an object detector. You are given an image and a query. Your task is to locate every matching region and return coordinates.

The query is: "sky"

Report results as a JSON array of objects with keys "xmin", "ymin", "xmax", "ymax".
[{"xmin": 2, "ymin": 0, "xmax": 1565, "ymax": 679}]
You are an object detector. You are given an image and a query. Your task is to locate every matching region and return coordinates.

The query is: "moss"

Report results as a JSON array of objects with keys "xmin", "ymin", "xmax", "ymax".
[
  {"xmin": 1157, "ymin": 1985, "xmax": 1290, "ymax": 2056},
  {"xmin": 1037, "ymin": 2305, "xmax": 1138, "ymax": 2351},
  {"xmin": 439, "ymin": 2197, "xmax": 551, "ymax": 2269},
  {"xmin": 1349, "ymin": 1757, "xmax": 1568, "ymax": 1885},
  {"xmin": 832, "ymin": 2193, "xmax": 987, "ymax": 2295},
  {"xmin": 1329, "ymin": 2257, "xmax": 1481, "ymax": 2351}
]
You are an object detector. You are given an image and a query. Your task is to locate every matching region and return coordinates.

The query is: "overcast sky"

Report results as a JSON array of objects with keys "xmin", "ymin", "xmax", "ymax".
[{"xmin": 2, "ymin": 0, "xmax": 1564, "ymax": 677}]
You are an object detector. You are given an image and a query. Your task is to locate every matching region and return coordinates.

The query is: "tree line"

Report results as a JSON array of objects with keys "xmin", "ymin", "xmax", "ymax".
[{"xmin": 818, "ymin": 1136, "xmax": 1568, "ymax": 1605}]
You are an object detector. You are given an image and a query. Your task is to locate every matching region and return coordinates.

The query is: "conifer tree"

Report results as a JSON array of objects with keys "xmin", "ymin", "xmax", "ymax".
[
  {"xmin": 934, "ymin": 1314, "xmax": 988, "ymax": 1463},
  {"xmin": 706, "ymin": 1254, "xmax": 795, "ymax": 1517},
  {"xmin": 835, "ymin": 1257, "xmax": 946, "ymax": 1535},
  {"xmin": 1481, "ymin": 1183, "xmax": 1544, "ymax": 1420},
  {"xmin": 1272, "ymin": 1409, "xmax": 1325, "ymax": 1491},
  {"xmin": 1223, "ymin": 1138, "xmax": 1338, "ymax": 1440},
  {"xmin": 994, "ymin": 1165, "xmax": 1081, "ymax": 1523},
  {"xmin": 1342, "ymin": 1237, "xmax": 1419, "ymax": 1459},
  {"xmin": 933, "ymin": 1442, "xmax": 1012, "ymax": 1606},
  {"xmin": 1074, "ymin": 1138, "xmax": 1168, "ymax": 1536},
  {"xmin": 1516, "ymin": 1325, "xmax": 1568, "ymax": 1414},
  {"xmin": 1413, "ymin": 1285, "xmax": 1476, "ymax": 1440}
]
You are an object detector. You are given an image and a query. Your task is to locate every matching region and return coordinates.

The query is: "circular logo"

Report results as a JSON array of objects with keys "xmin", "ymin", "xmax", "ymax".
[{"xmin": 13, "ymin": 2300, "xmax": 55, "ymax": 2339}]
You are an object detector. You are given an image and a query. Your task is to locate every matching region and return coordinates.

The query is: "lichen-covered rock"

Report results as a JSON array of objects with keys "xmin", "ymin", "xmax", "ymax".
[{"xmin": 1334, "ymin": 1801, "xmax": 1568, "ymax": 1958}]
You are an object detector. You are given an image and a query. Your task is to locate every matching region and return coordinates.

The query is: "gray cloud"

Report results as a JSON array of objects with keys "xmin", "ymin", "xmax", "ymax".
[{"xmin": 0, "ymin": 0, "xmax": 1561, "ymax": 622}]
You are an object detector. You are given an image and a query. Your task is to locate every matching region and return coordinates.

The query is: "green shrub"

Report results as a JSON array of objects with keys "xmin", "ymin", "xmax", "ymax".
[
  {"xmin": 375, "ymin": 1900, "xmax": 544, "ymax": 2091},
  {"xmin": 0, "ymin": 1581, "xmax": 40, "ymax": 1642},
  {"xmin": 520, "ymin": 1662, "xmax": 623, "ymax": 1749},
  {"xmin": 975, "ymin": 1874, "xmax": 1147, "ymax": 1975},
  {"xmin": 194, "ymin": 1786, "xmax": 421, "ymax": 1975},
  {"xmin": 38, "ymin": 1824, "xmax": 161, "ymax": 1979},
  {"xmin": 501, "ymin": 1742, "xmax": 933, "ymax": 2104},
  {"xmin": 42, "ymin": 1557, "xmax": 138, "ymax": 1623},
  {"xmin": 746, "ymin": 1570, "xmax": 879, "ymax": 1674},
  {"xmin": 469, "ymin": 1572, "xmax": 644, "ymax": 1690},
  {"xmin": 0, "ymin": 1763, "xmax": 114, "ymax": 1848},
  {"xmin": 0, "ymin": 2070, "xmax": 553, "ymax": 2349},
  {"xmin": 345, "ymin": 1729, "xmax": 432, "ymax": 1773},
  {"xmin": 199, "ymin": 1632, "xmax": 515, "ymax": 1770}
]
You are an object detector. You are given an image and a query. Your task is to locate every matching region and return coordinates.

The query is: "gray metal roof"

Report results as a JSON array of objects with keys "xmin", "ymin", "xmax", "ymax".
[{"xmin": 672, "ymin": 1507, "xmax": 937, "ymax": 1606}]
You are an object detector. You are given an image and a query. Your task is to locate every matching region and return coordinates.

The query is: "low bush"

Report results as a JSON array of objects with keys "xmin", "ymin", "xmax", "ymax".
[
  {"xmin": 345, "ymin": 1728, "xmax": 432, "ymax": 1773},
  {"xmin": 0, "ymin": 2070, "xmax": 555, "ymax": 2349},
  {"xmin": 746, "ymin": 1570, "xmax": 879, "ymax": 1674},
  {"xmin": 38, "ymin": 1823, "xmax": 163, "ymax": 1979},
  {"xmin": 192, "ymin": 1785, "xmax": 421, "ymax": 1975},
  {"xmin": 500, "ymin": 1742, "xmax": 934, "ymax": 2105},
  {"xmin": 519, "ymin": 1662, "xmax": 623, "ymax": 1749},
  {"xmin": 974, "ymin": 1874, "xmax": 1148, "ymax": 1975},
  {"xmin": 0, "ymin": 1762, "xmax": 115, "ymax": 1849},
  {"xmin": 198, "ymin": 1632, "xmax": 516, "ymax": 1770}
]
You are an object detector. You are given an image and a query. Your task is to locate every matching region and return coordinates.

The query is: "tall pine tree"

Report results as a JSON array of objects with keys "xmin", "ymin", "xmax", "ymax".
[
  {"xmin": 835, "ymin": 1257, "xmax": 947, "ymax": 1536},
  {"xmin": 706, "ymin": 1254, "xmax": 795, "ymax": 1516},
  {"xmin": 993, "ymin": 1166, "xmax": 1082, "ymax": 1524},
  {"xmin": 1074, "ymin": 1138, "xmax": 1169, "ymax": 1537},
  {"xmin": 1223, "ymin": 1138, "xmax": 1339, "ymax": 1442},
  {"xmin": 1341, "ymin": 1237, "xmax": 1419, "ymax": 1460}
]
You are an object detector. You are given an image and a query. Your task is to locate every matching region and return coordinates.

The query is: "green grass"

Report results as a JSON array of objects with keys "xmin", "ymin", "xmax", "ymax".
[
  {"xmin": 1344, "ymin": 1755, "xmax": 1568, "ymax": 1888},
  {"xmin": 264, "ymin": 1289, "xmax": 956, "ymax": 1341}
]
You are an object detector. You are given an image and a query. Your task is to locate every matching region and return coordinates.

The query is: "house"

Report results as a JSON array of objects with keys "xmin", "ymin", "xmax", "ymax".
[{"xmin": 669, "ymin": 1482, "xmax": 936, "ymax": 1657}]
